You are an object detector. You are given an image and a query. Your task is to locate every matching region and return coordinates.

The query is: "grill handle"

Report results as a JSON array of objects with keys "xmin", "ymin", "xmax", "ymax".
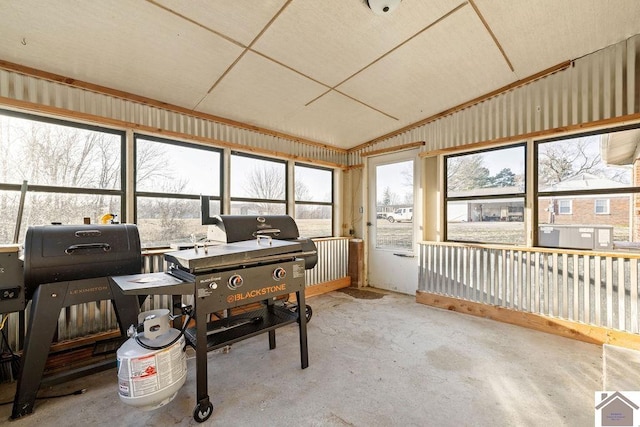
[
  {"xmin": 254, "ymin": 228, "xmax": 281, "ymax": 237},
  {"xmin": 65, "ymin": 243, "xmax": 112, "ymax": 254}
]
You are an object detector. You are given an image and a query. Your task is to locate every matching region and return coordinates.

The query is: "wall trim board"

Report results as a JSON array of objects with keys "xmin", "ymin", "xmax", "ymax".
[{"xmin": 416, "ymin": 290, "xmax": 640, "ymax": 350}]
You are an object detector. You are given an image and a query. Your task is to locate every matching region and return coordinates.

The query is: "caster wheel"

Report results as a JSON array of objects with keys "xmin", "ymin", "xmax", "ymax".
[
  {"xmin": 296, "ymin": 304, "xmax": 312, "ymax": 323},
  {"xmin": 193, "ymin": 401, "xmax": 213, "ymax": 423}
]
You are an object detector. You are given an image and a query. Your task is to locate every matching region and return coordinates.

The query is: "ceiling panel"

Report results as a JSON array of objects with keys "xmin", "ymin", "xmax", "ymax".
[
  {"xmin": 339, "ymin": 4, "xmax": 516, "ymax": 125},
  {"xmin": 252, "ymin": 0, "xmax": 463, "ymax": 86},
  {"xmin": 153, "ymin": 0, "xmax": 288, "ymax": 46},
  {"xmin": 475, "ymin": 0, "xmax": 640, "ymax": 78},
  {"xmin": 282, "ymin": 91, "xmax": 399, "ymax": 147},
  {"xmin": 0, "ymin": 0, "xmax": 639, "ymax": 150},
  {"xmin": 0, "ymin": 0, "xmax": 243, "ymax": 109},
  {"xmin": 195, "ymin": 51, "xmax": 329, "ymax": 132}
]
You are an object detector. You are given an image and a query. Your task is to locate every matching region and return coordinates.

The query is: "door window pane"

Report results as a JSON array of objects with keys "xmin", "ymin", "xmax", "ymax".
[{"xmin": 375, "ymin": 160, "xmax": 413, "ymax": 250}]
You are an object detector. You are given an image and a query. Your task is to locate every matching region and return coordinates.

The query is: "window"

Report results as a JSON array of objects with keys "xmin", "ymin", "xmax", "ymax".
[
  {"xmin": 230, "ymin": 152, "xmax": 286, "ymax": 215},
  {"xmin": 135, "ymin": 135, "xmax": 221, "ymax": 247},
  {"xmin": 595, "ymin": 199, "xmax": 610, "ymax": 214},
  {"xmin": 445, "ymin": 144, "xmax": 526, "ymax": 244},
  {"xmin": 536, "ymin": 127, "xmax": 640, "ymax": 247},
  {"xmin": 557, "ymin": 199, "xmax": 572, "ymax": 214},
  {"xmin": 0, "ymin": 110, "xmax": 124, "ymax": 243},
  {"xmin": 294, "ymin": 164, "xmax": 333, "ymax": 238}
]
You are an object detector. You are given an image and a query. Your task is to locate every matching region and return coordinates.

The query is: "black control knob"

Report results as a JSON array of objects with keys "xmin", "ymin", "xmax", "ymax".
[
  {"xmin": 272, "ymin": 267, "xmax": 286, "ymax": 280},
  {"xmin": 228, "ymin": 274, "xmax": 243, "ymax": 290}
]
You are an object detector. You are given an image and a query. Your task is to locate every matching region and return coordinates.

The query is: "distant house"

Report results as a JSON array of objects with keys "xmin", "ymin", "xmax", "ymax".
[
  {"xmin": 447, "ymin": 186, "xmax": 524, "ymax": 222},
  {"xmin": 538, "ymin": 173, "xmax": 630, "ymax": 226}
]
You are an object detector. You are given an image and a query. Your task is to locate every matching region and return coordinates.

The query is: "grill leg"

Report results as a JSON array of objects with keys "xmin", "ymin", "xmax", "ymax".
[
  {"xmin": 109, "ymin": 281, "xmax": 142, "ymax": 334},
  {"xmin": 296, "ymin": 289, "xmax": 309, "ymax": 369},
  {"xmin": 267, "ymin": 298, "xmax": 276, "ymax": 350},
  {"xmin": 11, "ymin": 282, "xmax": 68, "ymax": 419},
  {"xmin": 193, "ymin": 301, "xmax": 211, "ymax": 422}
]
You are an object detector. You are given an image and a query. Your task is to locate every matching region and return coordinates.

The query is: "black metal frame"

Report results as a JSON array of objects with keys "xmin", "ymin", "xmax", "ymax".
[
  {"xmin": 444, "ymin": 142, "xmax": 527, "ymax": 244},
  {"xmin": 10, "ymin": 277, "xmax": 140, "ymax": 419},
  {"xmin": 111, "ymin": 257, "xmax": 309, "ymax": 423},
  {"xmin": 294, "ymin": 162, "xmax": 334, "ymax": 238}
]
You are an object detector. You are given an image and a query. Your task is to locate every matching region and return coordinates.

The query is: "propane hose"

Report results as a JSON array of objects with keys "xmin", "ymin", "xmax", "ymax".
[{"xmin": 133, "ymin": 306, "xmax": 193, "ymax": 351}]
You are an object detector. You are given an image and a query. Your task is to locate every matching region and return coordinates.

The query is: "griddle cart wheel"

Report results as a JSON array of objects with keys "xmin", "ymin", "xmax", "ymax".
[
  {"xmin": 193, "ymin": 401, "xmax": 213, "ymax": 423},
  {"xmin": 295, "ymin": 304, "xmax": 312, "ymax": 323}
]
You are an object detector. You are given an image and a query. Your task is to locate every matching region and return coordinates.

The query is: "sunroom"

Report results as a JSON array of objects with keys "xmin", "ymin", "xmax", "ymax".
[{"xmin": 0, "ymin": 1, "xmax": 640, "ymax": 425}]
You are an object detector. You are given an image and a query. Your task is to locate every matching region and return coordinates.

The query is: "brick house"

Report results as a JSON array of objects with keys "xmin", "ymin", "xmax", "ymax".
[{"xmin": 538, "ymin": 173, "xmax": 630, "ymax": 226}]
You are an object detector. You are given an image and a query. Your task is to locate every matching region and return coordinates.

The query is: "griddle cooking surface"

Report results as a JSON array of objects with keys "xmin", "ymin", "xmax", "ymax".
[{"xmin": 165, "ymin": 239, "xmax": 302, "ymax": 273}]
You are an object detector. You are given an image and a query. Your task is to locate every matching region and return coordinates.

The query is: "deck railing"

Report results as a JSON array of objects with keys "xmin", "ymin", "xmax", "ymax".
[
  {"xmin": 419, "ymin": 241, "xmax": 640, "ymax": 334},
  {"xmin": 5, "ymin": 237, "xmax": 350, "ymax": 348}
]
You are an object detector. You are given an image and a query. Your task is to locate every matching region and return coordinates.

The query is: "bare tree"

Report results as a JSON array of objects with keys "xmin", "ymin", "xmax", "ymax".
[
  {"xmin": 245, "ymin": 164, "xmax": 285, "ymax": 200},
  {"xmin": 447, "ymin": 154, "xmax": 491, "ymax": 191},
  {"xmin": 538, "ymin": 138, "xmax": 601, "ymax": 186}
]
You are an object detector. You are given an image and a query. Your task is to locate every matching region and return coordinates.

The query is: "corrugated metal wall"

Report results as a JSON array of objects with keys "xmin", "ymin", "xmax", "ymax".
[
  {"xmin": 349, "ymin": 34, "xmax": 640, "ymax": 164},
  {"xmin": 0, "ymin": 69, "xmax": 348, "ymax": 166}
]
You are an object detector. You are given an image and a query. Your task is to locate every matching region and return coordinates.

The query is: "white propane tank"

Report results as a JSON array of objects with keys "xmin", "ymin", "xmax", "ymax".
[{"xmin": 117, "ymin": 309, "xmax": 187, "ymax": 411}]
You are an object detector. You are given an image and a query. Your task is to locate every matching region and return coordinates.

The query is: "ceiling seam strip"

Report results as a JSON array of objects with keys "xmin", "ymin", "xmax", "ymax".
[
  {"xmin": 194, "ymin": 0, "xmax": 295, "ymax": 109},
  {"xmin": 303, "ymin": 1, "xmax": 469, "ymax": 108},
  {"xmin": 145, "ymin": 0, "xmax": 245, "ymax": 48},
  {"xmin": 468, "ymin": 0, "xmax": 515, "ymax": 73},
  {"xmin": 333, "ymin": 89, "xmax": 399, "ymax": 120},
  {"xmin": 250, "ymin": 50, "xmax": 331, "ymax": 90},
  {"xmin": 147, "ymin": 0, "xmax": 403, "ymax": 132}
]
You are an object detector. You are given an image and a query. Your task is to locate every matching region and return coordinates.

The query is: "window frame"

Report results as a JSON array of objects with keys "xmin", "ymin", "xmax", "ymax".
[
  {"xmin": 534, "ymin": 124, "xmax": 640, "ymax": 247},
  {"xmin": 294, "ymin": 162, "xmax": 334, "ymax": 238},
  {"xmin": 444, "ymin": 142, "xmax": 526, "ymax": 244},
  {"xmin": 557, "ymin": 199, "xmax": 572, "ymax": 215},
  {"xmin": 595, "ymin": 198, "xmax": 610, "ymax": 215},
  {"xmin": 133, "ymin": 133, "xmax": 223, "ymax": 246},
  {"xmin": 230, "ymin": 151, "xmax": 288, "ymax": 214},
  {"xmin": 0, "ymin": 109, "xmax": 126, "ymax": 238}
]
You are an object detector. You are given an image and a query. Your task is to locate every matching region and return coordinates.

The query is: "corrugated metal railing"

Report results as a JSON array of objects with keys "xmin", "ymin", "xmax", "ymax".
[
  {"xmin": 6, "ymin": 237, "xmax": 350, "ymax": 348},
  {"xmin": 419, "ymin": 242, "xmax": 640, "ymax": 334}
]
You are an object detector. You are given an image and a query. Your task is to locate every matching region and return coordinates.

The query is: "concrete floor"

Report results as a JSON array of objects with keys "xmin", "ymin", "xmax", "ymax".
[{"xmin": 0, "ymin": 289, "xmax": 606, "ymax": 426}]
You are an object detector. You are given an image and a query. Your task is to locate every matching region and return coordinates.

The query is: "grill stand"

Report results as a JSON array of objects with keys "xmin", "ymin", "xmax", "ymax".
[
  {"xmin": 111, "ymin": 258, "xmax": 309, "ymax": 423},
  {"xmin": 10, "ymin": 277, "xmax": 140, "ymax": 419}
]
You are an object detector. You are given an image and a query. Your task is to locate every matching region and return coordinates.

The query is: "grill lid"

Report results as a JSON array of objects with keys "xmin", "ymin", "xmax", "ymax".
[
  {"xmin": 23, "ymin": 224, "xmax": 141, "ymax": 294},
  {"xmin": 207, "ymin": 215, "xmax": 300, "ymax": 243}
]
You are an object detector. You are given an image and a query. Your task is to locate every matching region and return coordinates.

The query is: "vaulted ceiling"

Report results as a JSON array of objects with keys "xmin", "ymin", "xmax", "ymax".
[{"xmin": 1, "ymin": 0, "xmax": 639, "ymax": 149}]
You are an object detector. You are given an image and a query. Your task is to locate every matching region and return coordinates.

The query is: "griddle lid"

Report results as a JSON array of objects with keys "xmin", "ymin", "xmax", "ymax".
[{"xmin": 208, "ymin": 215, "xmax": 300, "ymax": 243}]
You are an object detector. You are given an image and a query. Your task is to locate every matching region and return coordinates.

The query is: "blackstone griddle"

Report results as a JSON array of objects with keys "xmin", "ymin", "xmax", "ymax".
[{"xmin": 111, "ymin": 215, "xmax": 316, "ymax": 423}]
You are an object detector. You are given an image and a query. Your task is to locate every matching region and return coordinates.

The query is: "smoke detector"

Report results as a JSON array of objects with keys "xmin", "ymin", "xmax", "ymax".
[{"xmin": 367, "ymin": 0, "xmax": 402, "ymax": 15}]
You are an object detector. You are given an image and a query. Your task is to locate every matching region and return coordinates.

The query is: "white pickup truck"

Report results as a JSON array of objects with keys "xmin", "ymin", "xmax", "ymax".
[{"xmin": 386, "ymin": 207, "xmax": 412, "ymax": 223}]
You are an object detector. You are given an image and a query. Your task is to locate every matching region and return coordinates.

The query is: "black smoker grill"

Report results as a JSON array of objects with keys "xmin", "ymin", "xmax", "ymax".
[
  {"xmin": 12, "ymin": 224, "xmax": 142, "ymax": 419},
  {"xmin": 111, "ymin": 215, "xmax": 317, "ymax": 423}
]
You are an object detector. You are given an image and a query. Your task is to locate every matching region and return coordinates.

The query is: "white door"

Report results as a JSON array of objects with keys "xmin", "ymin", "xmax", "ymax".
[{"xmin": 367, "ymin": 150, "xmax": 420, "ymax": 294}]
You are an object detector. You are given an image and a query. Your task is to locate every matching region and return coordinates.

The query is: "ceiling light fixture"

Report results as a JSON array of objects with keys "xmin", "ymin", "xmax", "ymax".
[{"xmin": 367, "ymin": 0, "xmax": 402, "ymax": 15}]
